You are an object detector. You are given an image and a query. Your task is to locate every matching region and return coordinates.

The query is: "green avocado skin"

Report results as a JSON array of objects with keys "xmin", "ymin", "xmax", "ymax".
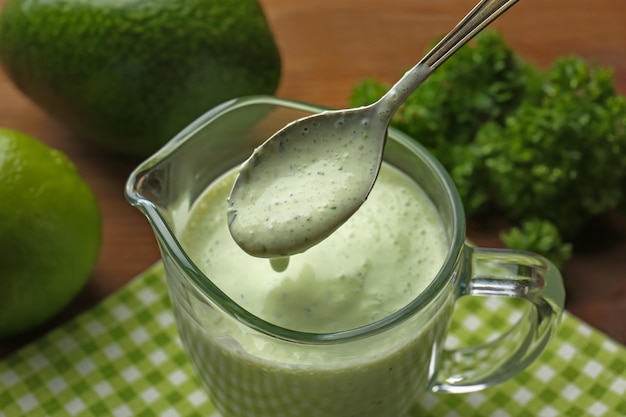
[{"xmin": 0, "ymin": 0, "xmax": 281, "ymax": 157}]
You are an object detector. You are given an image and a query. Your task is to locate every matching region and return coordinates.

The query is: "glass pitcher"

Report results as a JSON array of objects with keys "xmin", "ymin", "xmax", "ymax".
[{"xmin": 125, "ymin": 96, "xmax": 565, "ymax": 417}]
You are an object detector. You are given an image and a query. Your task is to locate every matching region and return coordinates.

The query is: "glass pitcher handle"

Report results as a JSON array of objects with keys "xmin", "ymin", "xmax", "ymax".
[{"xmin": 431, "ymin": 246, "xmax": 565, "ymax": 393}]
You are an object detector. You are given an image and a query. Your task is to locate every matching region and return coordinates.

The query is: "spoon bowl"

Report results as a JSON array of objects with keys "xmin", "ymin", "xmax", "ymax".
[{"xmin": 228, "ymin": 0, "xmax": 520, "ymax": 258}]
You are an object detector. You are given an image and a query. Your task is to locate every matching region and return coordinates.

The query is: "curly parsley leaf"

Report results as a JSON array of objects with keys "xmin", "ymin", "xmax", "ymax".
[
  {"xmin": 500, "ymin": 219, "xmax": 573, "ymax": 269},
  {"xmin": 350, "ymin": 31, "xmax": 626, "ymax": 269}
]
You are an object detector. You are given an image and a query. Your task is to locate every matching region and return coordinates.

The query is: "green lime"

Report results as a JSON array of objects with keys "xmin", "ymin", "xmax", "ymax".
[{"xmin": 0, "ymin": 128, "xmax": 101, "ymax": 338}]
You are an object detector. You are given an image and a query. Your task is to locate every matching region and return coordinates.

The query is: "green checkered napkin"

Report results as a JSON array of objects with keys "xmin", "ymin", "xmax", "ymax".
[{"xmin": 1, "ymin": 263, "xmax": 624, "ymax": 417}]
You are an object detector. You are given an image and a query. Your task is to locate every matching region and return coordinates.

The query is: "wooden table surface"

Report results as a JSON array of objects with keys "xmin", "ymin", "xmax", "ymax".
[{"xmin": 1, "ymin": 0, "xmax": 625, "ymax": 356}]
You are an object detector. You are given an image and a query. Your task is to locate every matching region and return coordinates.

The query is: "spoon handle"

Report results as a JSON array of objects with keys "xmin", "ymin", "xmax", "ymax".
[
  {"xmin": 422, "ymin": 0, "xmax": 520, "ymax": 70},
  {"xmin": 380, "ymin": 0, "xmax": 520, "ymax": 113}
]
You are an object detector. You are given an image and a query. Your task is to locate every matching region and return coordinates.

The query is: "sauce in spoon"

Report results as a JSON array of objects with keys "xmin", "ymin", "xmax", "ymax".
[
  {"xmin": 227, "ymin": 65, "xmax": 431, "ymax": 258},
  {"xmin": 228, "ymin": 0, "xmax": 520, "ymax": 259}
]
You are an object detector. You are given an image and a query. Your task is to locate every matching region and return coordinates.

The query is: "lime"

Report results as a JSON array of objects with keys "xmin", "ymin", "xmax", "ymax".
[{"xmin": 0, "ymin": 128, "xmax": 101, "ymax": 338}]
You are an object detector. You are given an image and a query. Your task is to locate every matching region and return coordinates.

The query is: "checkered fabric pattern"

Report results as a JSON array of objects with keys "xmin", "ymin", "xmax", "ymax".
[{"xmin": 1, "ymin": 263, "xmax": 624, "ymax": 417}]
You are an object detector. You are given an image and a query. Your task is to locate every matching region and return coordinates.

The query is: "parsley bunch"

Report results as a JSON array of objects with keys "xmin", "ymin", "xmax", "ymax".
[{"xmin": 350, "ymin": 31, "xmax": 626, "ymax": 268}]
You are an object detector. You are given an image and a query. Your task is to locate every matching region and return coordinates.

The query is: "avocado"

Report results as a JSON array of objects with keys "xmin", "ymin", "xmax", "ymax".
[{"xmin": 0, "ymin": 0, "xmax": 281, "ymax": 157}]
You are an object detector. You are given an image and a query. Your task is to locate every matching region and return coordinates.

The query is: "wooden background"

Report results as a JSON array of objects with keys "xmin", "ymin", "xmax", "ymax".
[{"xmin": 0, "ymin": 0, "xmax": 624, "ymax": 356}]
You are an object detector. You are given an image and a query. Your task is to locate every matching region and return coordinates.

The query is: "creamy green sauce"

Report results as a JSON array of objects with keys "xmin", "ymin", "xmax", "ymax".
[
  {"xmin": 227, "ymin": 64, "xmax": 432, "ymax": 259},
  {"xmin": 179, "ymin": 161, "xmax": 449, "ymax": 417},
  {"xmin": 227, "ymin": 113, "xmax": 381, "ymax": 258},
  {"xmin": 269, "ymin": 256, "xmax": 290, "ymax": 272},
  {"xmin": 182, "ymin": 162, "xmax": 447, "ymax": 333}
]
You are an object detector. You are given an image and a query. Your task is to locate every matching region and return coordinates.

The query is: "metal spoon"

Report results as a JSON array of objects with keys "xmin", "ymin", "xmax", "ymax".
[{"xmin": 228, "ymin": 0, "xmax": 520, "ymax": 258}]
